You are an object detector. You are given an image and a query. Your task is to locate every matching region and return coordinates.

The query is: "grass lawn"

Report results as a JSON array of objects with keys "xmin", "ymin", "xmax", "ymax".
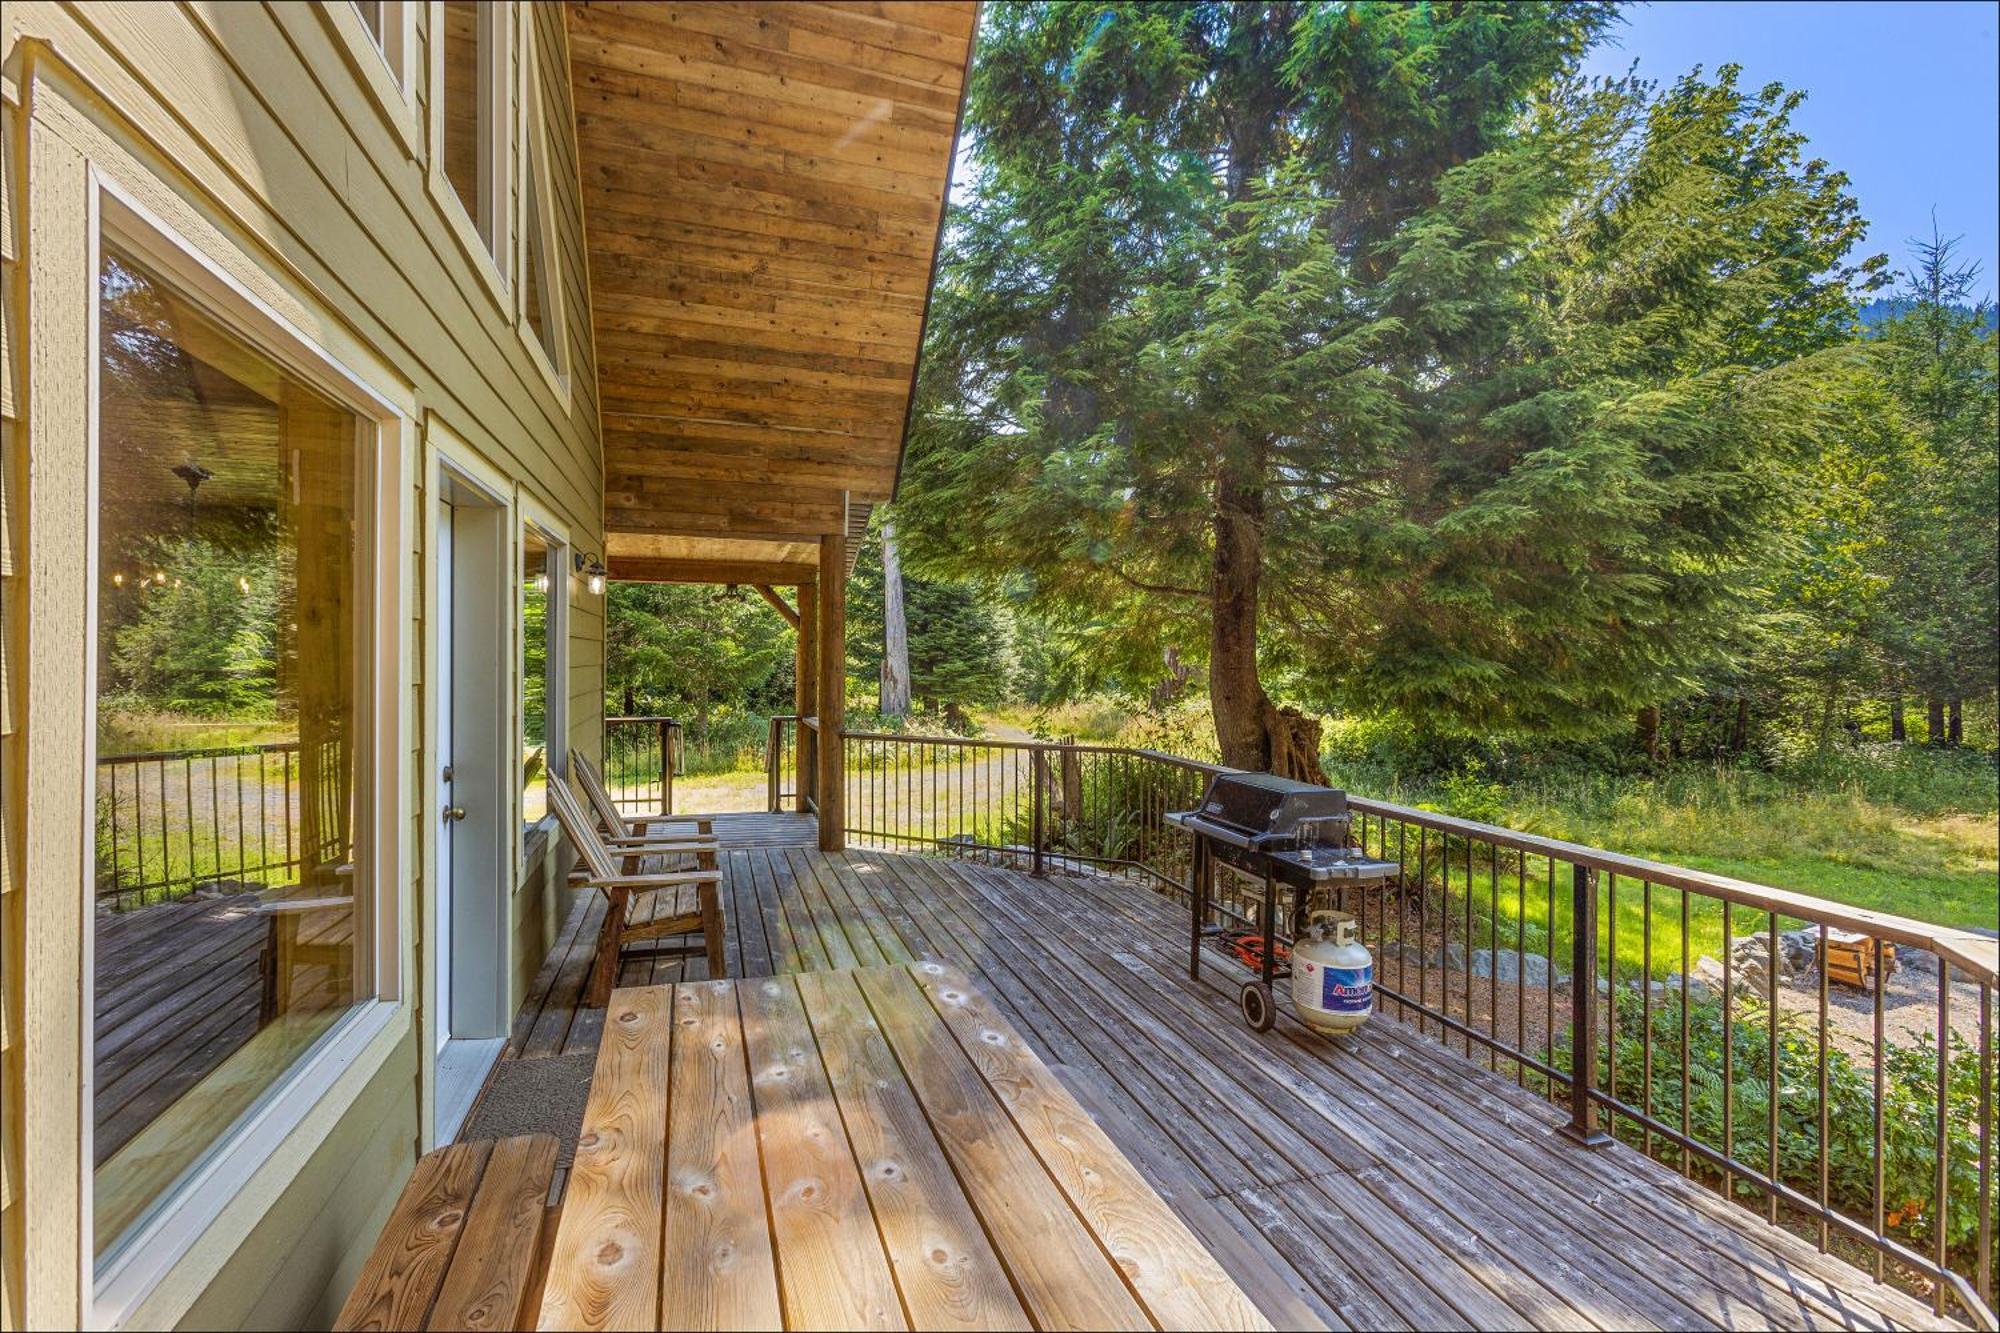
[{"xmin": 1522, "ymin": 793, "xmax": 1998, "ymax": 934}]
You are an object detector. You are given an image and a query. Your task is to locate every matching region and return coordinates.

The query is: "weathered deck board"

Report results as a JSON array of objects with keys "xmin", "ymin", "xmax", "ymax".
[{"xmin": 495, "ymin": 837, "xmax": 1962, "ymax": 1333}]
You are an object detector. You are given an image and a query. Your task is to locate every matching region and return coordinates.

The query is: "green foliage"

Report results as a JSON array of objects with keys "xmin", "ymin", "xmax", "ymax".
[
  {"xmin": 847, "ymin": 525, "xmax": 1015, "ymax": 721},
  {"xmin": 102, "ymin": 534, "xmax": 281, "ymax": 720},
  {"xmin": 605, "ymin": 582, "xmax": 792, "ymax": 758},
  {"xmin": 902, "ymin": 3, "xmax": 1905, "ymax": 746},
  {"xmin": 1579, "ymin": 991, "xmax": 1992, "ymax": 1280}
]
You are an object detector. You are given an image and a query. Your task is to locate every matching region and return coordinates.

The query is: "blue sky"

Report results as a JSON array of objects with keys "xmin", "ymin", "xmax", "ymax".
[{"xmin": 1583, "ymin": 1, "xmax": 2000, "ymax": 302}]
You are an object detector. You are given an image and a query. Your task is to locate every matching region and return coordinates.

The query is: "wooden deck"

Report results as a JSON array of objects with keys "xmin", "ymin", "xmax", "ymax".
[{"xmin": 493, "ymin": 837, "xmax": 1958, "ymax": 1332}]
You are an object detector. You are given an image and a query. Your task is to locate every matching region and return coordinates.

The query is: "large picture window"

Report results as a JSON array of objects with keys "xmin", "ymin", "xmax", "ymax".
[
  {"xmin": 436, "ymin": 0, "xmax": 508, "ymax": 281},
  {"xmin": 91, "ymin": 243, "xmax": 375, "ymax": 1258}
]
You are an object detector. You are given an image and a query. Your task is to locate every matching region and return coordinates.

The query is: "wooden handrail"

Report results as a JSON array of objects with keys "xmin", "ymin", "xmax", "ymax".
[
  {"xmin": 1346, "ymin": 794, "xmax": 1999, "ymax": 986},
  {"xmin": 832, "ymin": 727, "xmax": 1997, "ymax": 986}
]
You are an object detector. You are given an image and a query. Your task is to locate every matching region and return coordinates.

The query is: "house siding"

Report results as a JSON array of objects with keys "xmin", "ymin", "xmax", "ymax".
[{"xmin": 0, "ymin": 1, "xmax": 604, "ymax": 1326}]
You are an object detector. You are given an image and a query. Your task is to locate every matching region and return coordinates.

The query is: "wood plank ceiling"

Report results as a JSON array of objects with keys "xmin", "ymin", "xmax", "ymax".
[{"xmin": 564, "ymin": 1, "xmax": 975, "ymax": 581}]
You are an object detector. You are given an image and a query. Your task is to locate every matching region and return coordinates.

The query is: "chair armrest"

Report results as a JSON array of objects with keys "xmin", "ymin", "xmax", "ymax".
[
  {"xmin": 579, "ymin": 870, "xmax": 721, "ymax": 890},
  {"xmin": 254, "ymin": 896, "xmax": 354, "ymax": 916},
  {"xmin": 602, "ymin": 832, "xmax": 717, "ymax": 847}
]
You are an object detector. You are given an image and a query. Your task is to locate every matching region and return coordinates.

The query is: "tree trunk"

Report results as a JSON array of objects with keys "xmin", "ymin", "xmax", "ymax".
[
  {"xmin": 1889, "ymin": 694, "xmax": 1905, "ymax": 743},
  {"xmin": 1927, "ymin": 696, "xmax": 1946, "ymax": 745},
  {"xmin": 1730, "ymin": 696, "xmax": 1751, "ymax": 755},
  {"xmin": 1636, "ymin": 705, "xmax": 1661, "ymax": 764},
  {"xmin": 1207, "ymin": 464, "xmax": 1326, "ymax": 782},
  {"xmin": 1948, "ymin": 698, "xmax": 1963, "ymax": 746},
  {"xmin": 878, "ymin": 517, "xmax": 911, "ymax": 720}
]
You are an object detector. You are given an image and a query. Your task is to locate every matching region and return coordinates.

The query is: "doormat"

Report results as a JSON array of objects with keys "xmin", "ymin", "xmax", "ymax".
[{"xmin": 460, "ymin": 1051, "xmax": 596, "ymax": 1166}]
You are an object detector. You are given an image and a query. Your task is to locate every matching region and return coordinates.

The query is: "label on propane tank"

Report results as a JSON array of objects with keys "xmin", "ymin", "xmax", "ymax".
[{"xmin": 1321, "ymin": 965, "xmax": 1373, "ymax": 1013}]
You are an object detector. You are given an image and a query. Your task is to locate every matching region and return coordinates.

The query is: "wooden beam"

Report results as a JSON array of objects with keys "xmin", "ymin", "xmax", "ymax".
[
  {"xmin": 795, "ymin": 581, "xmax": 817, "ymax": 815},
  {"xmin": 607, "ymin": 556, "xmax": 817, "ymax": 585},
  {"xmin": 752, "ymin": 584, "xmax": 799, "ymax": 630},
  {"xmin": 815, "ymin": 535, "xmax": 845, "ymax": 852}
]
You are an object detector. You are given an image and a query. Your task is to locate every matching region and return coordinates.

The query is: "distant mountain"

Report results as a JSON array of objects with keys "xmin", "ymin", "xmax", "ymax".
[{"xmin": 1857, "ymin": 297, "xmax": 1999, "ymax": 331}]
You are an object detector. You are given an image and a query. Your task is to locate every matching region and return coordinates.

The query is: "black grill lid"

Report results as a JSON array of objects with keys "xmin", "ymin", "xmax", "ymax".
[{"xmin": 1194, "ymin": 771, "xmax": 1347, "ymax": 838}]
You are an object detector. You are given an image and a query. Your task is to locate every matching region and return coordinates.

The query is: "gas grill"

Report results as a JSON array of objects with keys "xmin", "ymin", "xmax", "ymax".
[{"xmin": 1168, "ymin": 771, "xmax": 1401, "ymax": 1030}]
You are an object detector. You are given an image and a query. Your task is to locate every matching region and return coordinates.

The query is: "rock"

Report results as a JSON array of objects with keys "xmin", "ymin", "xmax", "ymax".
[
  {"xmin": 1662, "ymin": 971, "xmax": 1718, "ymax": 1003},
  {"xmin": 1730, "ymin": 931, "xmax": 1793, "ymax": 995},
  {"xmin": 1693, "ymin": 955, "xmax": 1727, "ymax": 996},
  {"xmin": 1778, "ymin": 927, "xmax": 1819, "ymax": 975},
  {"xmin": 1469, "ymin": 949, "xmax": 1555, "ymax": 988},
  {"xmin": 1390, "ymin": 942, "xmax": 1431, "ymax": 969},
  {"xmin": 1443, "ymin": 942, "xmax": 1467, "ymax": 973}
]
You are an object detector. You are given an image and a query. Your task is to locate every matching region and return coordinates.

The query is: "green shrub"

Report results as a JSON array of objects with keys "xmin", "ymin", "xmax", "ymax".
[{"xmin": 1565, "ymin": 989, "xmax": 1993, "ymax": 1294}]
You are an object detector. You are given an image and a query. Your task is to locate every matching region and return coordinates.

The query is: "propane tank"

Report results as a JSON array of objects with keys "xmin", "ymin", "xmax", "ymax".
[{"xmin": 1291, "ymin": 909, "xmax": 1373, "ymax": 1034}]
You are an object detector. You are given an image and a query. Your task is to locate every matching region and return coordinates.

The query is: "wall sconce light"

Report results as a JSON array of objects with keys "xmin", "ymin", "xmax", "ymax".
[{"xmin": 573, "ymin": 551, "xmax": 608, "ymax": 596}]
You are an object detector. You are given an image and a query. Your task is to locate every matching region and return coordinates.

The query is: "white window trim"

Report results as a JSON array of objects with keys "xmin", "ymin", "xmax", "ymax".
[
  {"xmin": 83, "ymin": 171, "xmax": 411, "ymax": 1329},
  {"xmin": 518, "ymin": 498, "xmax": 569, "ymax": 861},
  {"xmin": 426, "ymin": 0, "xmax": 512, "ymax": 308},
  {"xmin": 516, "ymin": 9, "xmax": 571, "ymax": 405},
  {"xmin": 324, "ymin": 0, "xmax": 421, "ymax": 161}
]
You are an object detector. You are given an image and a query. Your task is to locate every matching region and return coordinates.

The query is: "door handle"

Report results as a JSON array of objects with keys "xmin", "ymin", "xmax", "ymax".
[{"xmin": 444, "ymin": 806, "xmax": 467, "ymax": 822}]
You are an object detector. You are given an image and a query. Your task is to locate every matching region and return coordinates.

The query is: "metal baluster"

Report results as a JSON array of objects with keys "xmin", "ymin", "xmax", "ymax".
[
  {"xmin": 1643, "ymin": 880, "xmax": 1653, "ymax": 1158},
  {"xmin": 1768, "ymin": 909, "xmax": 1780, "ymax": 1224},
  {"xmin": 1517, "ymin": 852, "xmax": 1528, "ymax": 1087},
  {"xmin": 1935, "ymin": 960, "xmax": 1951, "ymax": 1316},
  {"xmin": 1546, "ymin": 854, "xmax": 1557, "ymax": 1100},
  {"xmin": 1723, "ymin": 903, "xmax": 1735, "ymax": 1202},
  {"xmin": 1978, "ymin": 982, "xmax": 1993, "ymax": 1311},
  {"xmin": 1487, "ymin": 849, "xmax": 1498, "ymax": 1070},
  {"xmin": 1463, "ymin": 834, "xmax": 1473, "ymax": 1057},
  {"xmin": 1417, "ymin": 827, "xmax": 1430, "ymax": 1039},
  {"xmin": 1607, "ymin": 873, "xmax": 1618, "ymax": 1119},
  {"xmin": 1818, "ymin": 922, "xmax": 1831, "ymax": 1252},
  {"xmin": 1681, "ymin": 888, "xmax": 1692, "ymax": 1174},
  {"xmin": 1874, "ymin": 936, "xmax": 1886, "ymax": 1282}
]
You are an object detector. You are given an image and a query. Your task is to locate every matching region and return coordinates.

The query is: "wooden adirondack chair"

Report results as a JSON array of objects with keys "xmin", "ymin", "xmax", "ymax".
[
  {"xmin": 549, "ymin": 775, "xmax": 725, "ymax": 1004},
  {"xmin": 570, "ymin": 748, "xmax": 714, "ymax": 847}
]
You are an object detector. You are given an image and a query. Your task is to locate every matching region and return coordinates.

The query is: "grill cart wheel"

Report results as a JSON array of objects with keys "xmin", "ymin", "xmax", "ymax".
[{"xmin": 1240, "ymin": 981, "xmax": 1276, "ymax": 1032}]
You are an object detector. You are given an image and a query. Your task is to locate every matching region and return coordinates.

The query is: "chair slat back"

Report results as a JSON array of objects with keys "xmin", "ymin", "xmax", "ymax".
[
  {"xmin": 548, "ymin": 775, "xmax": 619, "ymax": 883},
  {"xmin": 570, "ymin": 749, "xmax": 639, "ymax": 837}
]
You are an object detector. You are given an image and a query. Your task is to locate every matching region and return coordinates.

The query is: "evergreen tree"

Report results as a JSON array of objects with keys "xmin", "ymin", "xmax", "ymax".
[
  {"xmin": 605, "ymin": 583, "xmax": 789, "ymax": 744},
  {"xmin": 905, "ymin": 1, "xmax": 1615, "ymax": 772},
  {"xmin": 848, "ymin": 531, "xmax": 1012, "ymax": 724},
  {"xmin": 1869, "ymin": 230, "xmax": 1999, "ymax": 741}
]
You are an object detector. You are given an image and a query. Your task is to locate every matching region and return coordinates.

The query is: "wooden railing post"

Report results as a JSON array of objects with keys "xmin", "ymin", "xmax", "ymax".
[
  {"xmin": 1562, "ymin": 861, "xmax": 1611, "ymax": 1147},
  {"xmin": 766, "ymin": 716, "xmax": 781, "ymax": 813},
  {"xmin": 796, "ymin": 581, "xmax": 817, "ymax": 814},
  {"xmin": 658, "ymin": 719, "xmax": 674, "ymax": 816},
  {"xmin": 1030, "ymin": 744, "xmax": 1048, "ymax": 877},
  {"xmin": 816, "ymin": 535, "xmax": 845, "ymax": 852}
]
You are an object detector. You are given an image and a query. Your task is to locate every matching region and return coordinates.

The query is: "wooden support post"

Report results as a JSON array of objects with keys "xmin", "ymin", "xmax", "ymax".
[
  {"xmin": 815, "ymin": 537, "xmax": 845, "ymax": 852},
  {"xmin": 795, "ymin": 581, "xmax": 817, "ymax": 815},
  {"xmin": 753, "ymin": 583, "xmax": 800, "ymax": 630}
]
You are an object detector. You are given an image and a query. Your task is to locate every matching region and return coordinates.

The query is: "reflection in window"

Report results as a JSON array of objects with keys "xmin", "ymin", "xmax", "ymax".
[
  {"xmin": 440, "ymin": 0, "xmax": 498, "ymax": 254},
  {"xmin": 522, "ymin": 531, "xmax": 558, "ymax": 829},
  {"xmin": 92, "ymin": 246, "xmax": 370, "ymax": 1259},
  {"xmin": 353, "ymin": 0, "xmax": 384, "ymax": 43},
  {"xmin": 522, "ymin": 134, "xmax": 558, "ymax": 369},
  {"xmin": 522, "ymin": 23, "xmax": 565, "ymax": 379}
]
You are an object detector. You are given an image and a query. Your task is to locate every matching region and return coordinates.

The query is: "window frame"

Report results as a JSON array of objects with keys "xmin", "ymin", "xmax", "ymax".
[
  {"xmin": 517, "ymin": 500, "xmax": 568, "ymax": 855},
  {"xmin": 325, "ymin": 0, "xmax": 421, "ymax": 161},
  {"xmin": 426, "ymin": 0, "xmax": 513, "ymax": 308},
  {"xmin": 516, "ymin": 8, "xmax": 572, "ymax": 405},
  {"xmin": 82, "ymin": 170, "xmax": 411, "ymax": 1325}
]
